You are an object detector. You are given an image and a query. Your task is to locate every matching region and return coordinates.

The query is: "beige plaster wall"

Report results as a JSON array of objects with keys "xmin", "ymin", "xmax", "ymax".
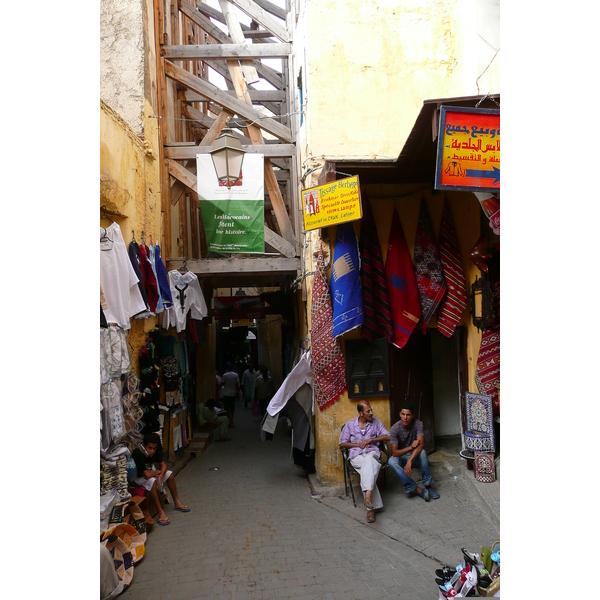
[
  {"xmin": 297, "ymin": 0, "xmax": 500, "ymax": 163},
  {"xmin": 101, "ymin": 0, "xmax": 146, "ymax": 137}
]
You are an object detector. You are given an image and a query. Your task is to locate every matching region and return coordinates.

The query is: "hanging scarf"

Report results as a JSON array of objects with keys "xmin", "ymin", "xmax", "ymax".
[
  {"xmin": 310, "ymin": 244, "xmax": 347, "ymax": 410},
  {"xmin": 385, "ymin": 209, "xmax": 421, "ymax": 349},
  {"xmin": 331, "ymin": 222, "xmax": 363, "ymax": 337},
  {"xmin": 437, "ymin": 200, "xmax": 467, "ymax": 337},
  {"xmin": 413, "ymin": 198, "xmax": 447, "ymax": 328},
  {"xmin": 360, "ymin": 200, "xmax": 392, "ymax": 343}
]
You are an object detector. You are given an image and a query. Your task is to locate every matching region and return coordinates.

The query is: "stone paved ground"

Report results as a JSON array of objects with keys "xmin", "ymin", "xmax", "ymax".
[{"xmin": 121, "ymin": 407, "xmax": 499, "ymax": 600}]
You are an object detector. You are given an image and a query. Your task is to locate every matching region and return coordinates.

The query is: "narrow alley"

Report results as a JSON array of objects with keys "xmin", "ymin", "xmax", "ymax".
[{"xmin": 121, "ymin": 407, "xmax": 499, "ymax": 600}]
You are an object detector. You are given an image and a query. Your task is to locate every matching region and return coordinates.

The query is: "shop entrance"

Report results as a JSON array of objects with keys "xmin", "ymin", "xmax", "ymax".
[{"xmin": 389, "ymin": 327, "xmax": 467, "ymax": 453}]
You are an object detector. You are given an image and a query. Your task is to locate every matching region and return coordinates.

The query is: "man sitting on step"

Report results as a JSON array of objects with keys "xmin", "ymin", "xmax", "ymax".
[
  {"xmin": 388, "ymin": 402, "xmax": 440, "ymax": 502},
  {"xmin": 131, "ymin": 432, "xmax": 191, "ymax": 526}
]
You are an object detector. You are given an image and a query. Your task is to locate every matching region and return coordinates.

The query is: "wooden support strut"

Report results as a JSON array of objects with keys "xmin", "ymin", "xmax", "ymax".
[{"xmin": 217, "ymin": 0, "xmax": 297, "ymax": 251}]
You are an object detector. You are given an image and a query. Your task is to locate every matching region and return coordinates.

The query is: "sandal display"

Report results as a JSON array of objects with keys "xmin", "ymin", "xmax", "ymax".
[{"xmin": 434, "ymin": 540, "xmax": 500, "ymax": 598}]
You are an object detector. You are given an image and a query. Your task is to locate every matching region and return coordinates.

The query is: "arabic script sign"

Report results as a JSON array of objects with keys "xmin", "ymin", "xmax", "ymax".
[{"xmin": 435, "ymin": 106, "xmax": 500, "ymax": 193}]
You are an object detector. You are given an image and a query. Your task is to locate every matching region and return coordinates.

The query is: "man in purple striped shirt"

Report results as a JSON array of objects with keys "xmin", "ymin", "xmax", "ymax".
[{"xmin": 339, "ymin": 400, "xmax": 390, "ymax": 523}]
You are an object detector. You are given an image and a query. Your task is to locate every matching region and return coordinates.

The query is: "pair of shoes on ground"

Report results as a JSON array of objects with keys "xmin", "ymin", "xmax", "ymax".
[{"xmin": 414, "ymin": 486, "xmax": 440, "ymax": 502}]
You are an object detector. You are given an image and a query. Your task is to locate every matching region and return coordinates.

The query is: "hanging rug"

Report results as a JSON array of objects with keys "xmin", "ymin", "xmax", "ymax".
[
  {"xmin": 412, "ymin": 198, "xmax": 447, "ymax": 326},
  {"xmin": 475, "ymin": 278, "xmax": 500, "ymax": 414},
  {"xmin": 331, "ymin": 222, "xmax": 363, "ymax": 338},
  {"xmin": 436, "ymin": 200, "xmax": 467, "ymax": 338},
  {"xmin": 360, "ymin": 199, "xmax": 392, "ymax": 343},
  {"xmin": 310, "ymin": 244, "xmax": 347, "ymax": 410},
  {"xmin": 385, "ymin": 209, "xmax": 421, "ymax": 349}
]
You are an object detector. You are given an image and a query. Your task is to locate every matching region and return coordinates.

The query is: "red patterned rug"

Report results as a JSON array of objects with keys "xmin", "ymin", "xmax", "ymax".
[
  {"xmin": 311, "ymin": 244, "xmax": 347, "ymax": 410},
  {"xmin": 437, "ymin": 200, "xmax": 467, "ymax": 338},
  {"xmin": 385, "ymin": 209, "xmax": 421, "ymax": 349},
  {"xmin": 475, "ymin": 278, "xmax": 500, "ymax": 415},
  {"xmin": 413, "ymin": 198, "xmax": 447, "ymax": 327}
]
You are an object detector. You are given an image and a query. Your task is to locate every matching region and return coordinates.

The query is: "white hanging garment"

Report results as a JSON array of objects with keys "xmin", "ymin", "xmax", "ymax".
[
  {"xmin": 161, "ymin": 270, "xmax": 208, "ymax": 332},
  {"xmin": 100, "ymin": 223, "xmax": 147, "ymax": 329}
]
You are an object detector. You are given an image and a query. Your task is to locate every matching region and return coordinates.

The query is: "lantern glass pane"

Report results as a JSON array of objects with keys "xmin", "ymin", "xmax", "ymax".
[{"xmin": 211, "ymin": 151, "xmax": 228, "ymax": 182}]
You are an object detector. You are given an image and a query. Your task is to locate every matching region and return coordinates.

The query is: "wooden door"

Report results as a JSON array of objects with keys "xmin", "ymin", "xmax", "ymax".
[{"xmin": 389, "ymin": 332, "xmax": 435, "ymax": 453}]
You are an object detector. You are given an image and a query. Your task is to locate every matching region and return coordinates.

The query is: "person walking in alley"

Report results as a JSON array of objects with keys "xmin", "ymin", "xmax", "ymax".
[
  {"xmin": 220, "ymin": 362, "xmax": 240, "ymax": 428},
  {"xmin": 131, "ymin": 432, "xmax": 191, "ymax": 526},
  {"xmin": 241, "ymin": 361, "xmax": 257, "ymax": 409},
  {"xmin": 339, "ymin": 400, "xmax": 390, "ymax": 523},
  {"xmin": 255, "ymin": 363, "xmax": 275, "ymax": 417},
  {"xmin": 388, "ymin": 402, "xmax": 440, "ymax": 501}
]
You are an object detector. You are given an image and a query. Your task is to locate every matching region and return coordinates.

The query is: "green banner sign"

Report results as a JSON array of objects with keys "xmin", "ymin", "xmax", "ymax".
[
  {"xmin": 200, "ymin": 200, "xmax": 264, "ymax": 253},
  {"xmin": 196, "ymin": 154, "xmax": 265, "ymax": 254}
]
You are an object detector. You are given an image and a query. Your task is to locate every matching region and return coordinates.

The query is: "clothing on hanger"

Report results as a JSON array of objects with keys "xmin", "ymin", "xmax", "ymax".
[
  {"xmin": 161, "ymin": 270, "xmax": 207, "ymax": 332},
  {"xmin": 127, "ymin": 239, "xmax": 151, "ymax": 319},
  {"xmin": 148, "ymin": 244, "xmax": 165, "ymax": 314},
  {"xmin": 153, "ymin": 244, "xmax": 173, "ymax": 308},
  {"xmin": 100, "ymin": 223, "xmax": 148, "ymax": 329},
  {"xmin": 138, "ymin": 244, "xmax": 160, "ymax": 314}
]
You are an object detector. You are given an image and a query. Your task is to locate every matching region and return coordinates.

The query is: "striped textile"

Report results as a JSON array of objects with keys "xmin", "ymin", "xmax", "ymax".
[
  {"xmin": 360, "ymin": 200, "xmax": 392, "ymax": 342},
  {"xmin": 310, "ymin": 244, "xmax": 347, "ymax": 411},
  {"xmin": 437, "ymin": 200, "xmax": 467, "ymax": 337},
  {"xmin": 413, "ymin": 198, "xmax": 447, "ymax": 326},
  {"xmin": 385, "ymin": 209, "xmax": 421, "ymax": 349},
  {"xmin": 475, "ymin": 278, "xmax": 500, "ymax": 416}
]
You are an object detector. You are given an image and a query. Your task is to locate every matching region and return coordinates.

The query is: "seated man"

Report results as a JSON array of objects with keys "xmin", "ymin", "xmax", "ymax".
[
  {"xmin": 388, "ymin": 402, "xmax": 440, "ymax": 502},
  {"xmin": 131, "ymin": 432, "xmax": 191, "ymax": 526},
  {"xmin": 197, "ymin": 398, "xmax": 231, "ymax": 442},
  {"xmin": 339, "ymin": 400, "xmax": 390, "ymax": 523}
]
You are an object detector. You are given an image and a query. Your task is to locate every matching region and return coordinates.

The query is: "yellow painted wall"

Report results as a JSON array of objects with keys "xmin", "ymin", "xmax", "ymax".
[
  {"xmin": 100, "ymin": 98, "xmax": 162, "ymax": 371},
  {"xmin": 306, "ymin": 186, "xmax": 483, "ymax": 485}
]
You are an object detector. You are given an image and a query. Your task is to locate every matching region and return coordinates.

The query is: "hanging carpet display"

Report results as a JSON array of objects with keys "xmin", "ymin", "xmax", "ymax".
[
  {"xmin": 331, "ymin": 222, "xmax": 363, "ymax": 338},
  {"xmin": 310, "ymin": 245, "xmax": 347, "ymax": 410},
  {"xmin": 360, "ymin": 200, "xmax": 392, "ymax": 343},
  {"xmin": 413, "ymin": 198, "xmax": 447, "ymax": 328},
  {"xmin": 385, "ymin": 209, "xmax": 421, "ymax": 349},
  {"xmin": 437, "ymin": 200, "xmax": 467, "ymax": 338},
  {"xmin": 475, "ymin": 277, "xmax": 500, "ymax": 415}
]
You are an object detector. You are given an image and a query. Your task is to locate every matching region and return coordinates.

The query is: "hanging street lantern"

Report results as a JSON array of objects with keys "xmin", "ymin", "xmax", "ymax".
[{"xmin": 210, "ymin": 127, "xmax": 245, "ymax": 188}]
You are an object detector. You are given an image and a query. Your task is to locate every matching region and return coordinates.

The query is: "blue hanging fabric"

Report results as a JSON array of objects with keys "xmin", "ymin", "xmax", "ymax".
[{"xmin": 331, "ymin": 222, "xmax": 364, "ymax": 338}]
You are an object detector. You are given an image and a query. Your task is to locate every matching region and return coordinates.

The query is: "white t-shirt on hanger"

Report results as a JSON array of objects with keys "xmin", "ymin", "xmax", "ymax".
[
  {"xmin": 161, "ymin": 270, "xmax": 208, "ymax": 332},
  {"xmin": 100, "ymin": 223, "xmax": 147, "ymax": 329}
]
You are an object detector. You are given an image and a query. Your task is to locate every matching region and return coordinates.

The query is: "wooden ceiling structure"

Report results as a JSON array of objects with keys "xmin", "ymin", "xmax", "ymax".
[{"xmin": 153, "ymin": 0, "xmax": 301, "ymax": 289}]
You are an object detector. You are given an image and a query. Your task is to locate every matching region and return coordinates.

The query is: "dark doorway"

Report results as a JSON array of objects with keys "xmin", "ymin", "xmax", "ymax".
[
  {"xmin": 389, "ymin": 328, "xmax": 467, "ymax": 455},
  {"xmin": 389, "ymin": 332, "xmax": 435, "ymax": 453}
]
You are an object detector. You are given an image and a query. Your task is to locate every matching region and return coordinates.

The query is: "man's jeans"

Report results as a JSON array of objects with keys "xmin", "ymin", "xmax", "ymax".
[{"xmin": 388, "ymin": 449, "xmax": 433, "ymax": 494}]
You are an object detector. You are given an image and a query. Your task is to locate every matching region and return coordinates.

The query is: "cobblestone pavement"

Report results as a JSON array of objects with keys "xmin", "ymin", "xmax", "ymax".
[{"xmin": 121, "ymin": 406, "xmax": 499, "ymax": 600}]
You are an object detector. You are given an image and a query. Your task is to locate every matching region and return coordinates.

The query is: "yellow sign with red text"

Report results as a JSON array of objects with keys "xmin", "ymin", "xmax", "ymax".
[{"xmin": 301, "ymin": 176, "xmax": 362, "ymax": 232}]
